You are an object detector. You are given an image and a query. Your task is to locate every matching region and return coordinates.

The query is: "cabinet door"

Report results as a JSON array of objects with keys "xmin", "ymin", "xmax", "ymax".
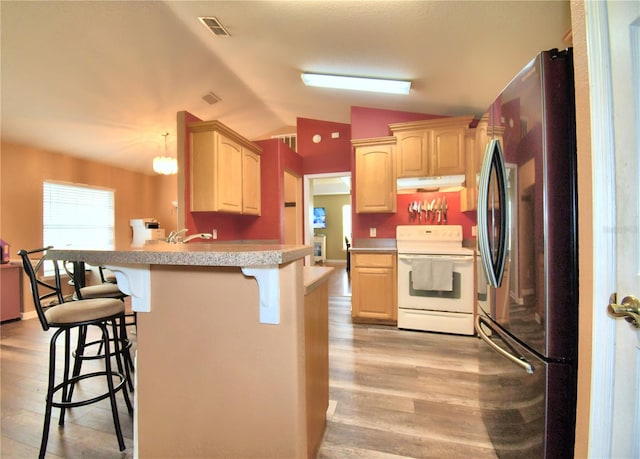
[
  {"xmin": 351, "ymin": 253, "xmax": 397, "ymax": 323},
  {"xmin": 191, "ymin": 131, "xmax": 242, "ymax": 213},
  {"xmin": 191, "ymin": 130, "xmax": 216, "ymax": 212},
  {"xmin": 355, "ymin": 144, "xmax": 396, "ymax": 213},
  {"xmin": 1, "ymin": 265, "xmax": 22, "ymax": 322},
  {"xmin": 431, "ymin": 127, "xmax": 467, "ymax": 176},
  {"xmin": 216, "ymin": 134, "xmax": 243, "ymax": 213},
  {"xmin": 396, "ymin": 130, "xmax": 430, "ymax": 177},
  {"xmin": 190, "ymin": 120, "xmax": 262, "ymax": 214},
  {"xmin": 242, "ymin": 149, "xmax": 261, "ymax": 215},
  {"xmin": 461, "ymin": 121, "xmax": 485, "ymax": 211}
]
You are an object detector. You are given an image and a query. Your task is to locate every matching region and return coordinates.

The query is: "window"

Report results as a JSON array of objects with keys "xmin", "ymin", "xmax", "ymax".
[{"xmin": 43, "ymin": 181, "xmax": 115, "ymax": 250}]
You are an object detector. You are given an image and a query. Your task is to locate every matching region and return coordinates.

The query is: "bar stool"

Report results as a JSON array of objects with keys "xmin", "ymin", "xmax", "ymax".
[
  {"xmin": 63, "ymin": 260, "xmax": 127, "ymax": 301},
  {"xmin": 18, "ymin": 248, "xmax": 133, "ymax": 458},
  {"xmin": 100, "ymin": 266, "xmax": 137, "ymax": 332},
  {"xmin": 63, "ymin": 261, "xmax": 135, "ymax": 382}
]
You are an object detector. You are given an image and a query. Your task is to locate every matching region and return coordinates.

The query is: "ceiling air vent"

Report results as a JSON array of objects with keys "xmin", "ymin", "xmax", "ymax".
[
  {"xmin": 198, "ymin": 17, "xmax": 230, "ymax": 37},
  {"xmin": 202, "ymin": 91, "xmax": 221, "ymax": 105},
  {"xmin": 271, "ymin": 134, "xmax": 297, "ymax": 152}
]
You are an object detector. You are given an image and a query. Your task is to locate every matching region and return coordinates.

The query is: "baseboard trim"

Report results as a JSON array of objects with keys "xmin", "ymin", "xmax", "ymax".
[{"xmin": 21, "ymin": 310, "xmax": 38, "ymax": 321}]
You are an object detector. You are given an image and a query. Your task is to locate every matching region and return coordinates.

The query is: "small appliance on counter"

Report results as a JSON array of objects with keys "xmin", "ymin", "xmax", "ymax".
[{"xmin": 130, "ymin": 218, "xmax": 166, "ymax": 246}]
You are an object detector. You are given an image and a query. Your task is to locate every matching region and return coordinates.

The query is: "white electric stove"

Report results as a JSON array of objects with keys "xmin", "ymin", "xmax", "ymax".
[{"xmin": 396, "ymin": 225, "xmax": 475, "ymax": 335}]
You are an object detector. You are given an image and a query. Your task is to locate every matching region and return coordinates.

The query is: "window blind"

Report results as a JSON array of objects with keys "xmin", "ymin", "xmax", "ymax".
[{"xmin": 43, "ymin": 181, "xmax": 115, "ymax": 250}]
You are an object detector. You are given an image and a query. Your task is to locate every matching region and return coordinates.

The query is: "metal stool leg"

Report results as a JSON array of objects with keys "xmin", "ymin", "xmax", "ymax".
[
  {"xmin": 110, "ymin": 319, "xmax": 133, "ymax": 408},
  {"xmin": 40, "ymin": 328, "xmax": 65, "ymax": 459},
  {"xmin": 99, "ymin": 322, "xmax": 126, "ymax": 451},
  {"xmin": 58, "ymin": 328, "xmax": 73, "ymax": 426}
]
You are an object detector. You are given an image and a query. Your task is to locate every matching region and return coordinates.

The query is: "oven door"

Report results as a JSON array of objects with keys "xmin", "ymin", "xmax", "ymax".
[{"xmin": 397, "ymin": 253, "xmax": 473, "ymax": 313}]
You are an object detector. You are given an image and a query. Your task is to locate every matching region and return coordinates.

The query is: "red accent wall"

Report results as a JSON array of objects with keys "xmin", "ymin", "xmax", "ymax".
[
  {"xmin": 180, "ymin": 106, "xmax": 479, "ymax": 245},
  {"xmin": 182, "ymin": 113, "xmax": 303, "ymax": 242},
  {"xmin": 242, "ymin": 139, "xmax": 304, "ymax": 242},
  {"xmin": 351, "ymin": 191, "xmax": 477, "ymax": 240},
  {"xmin": 349, "ymin": 106, "xmax": 476, "ymax": 241},
  {"xmin": 296, "ymin": 117, "xmax": 351, "ymax": 175},
  {"xmin": 350, "ymin": 106, "xmax": 444, "ymax": 140}
]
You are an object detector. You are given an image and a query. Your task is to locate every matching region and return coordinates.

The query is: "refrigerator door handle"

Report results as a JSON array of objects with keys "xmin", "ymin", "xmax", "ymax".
[
  {"xmin": 477, "ymin": 139, "xmax": 509, "ymax": 288},
  {"xmin": 477, "ymin": 142, "xmax": 493, "ymax": 283},
  {"xmin": 475, "ymin": 315, "xmax": 534, "ymax": 374}
]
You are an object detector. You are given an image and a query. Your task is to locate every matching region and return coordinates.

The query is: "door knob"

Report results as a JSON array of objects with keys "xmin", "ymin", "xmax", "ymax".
[{"xmin": 608, "ymin": 293, "xmax": 640, "ymax": 328}]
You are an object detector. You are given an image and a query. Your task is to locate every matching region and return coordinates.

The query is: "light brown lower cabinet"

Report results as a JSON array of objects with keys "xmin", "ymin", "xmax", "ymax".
[{"xmin": 351, "ymin": 251, "xmax": 397, "ymax": 324}]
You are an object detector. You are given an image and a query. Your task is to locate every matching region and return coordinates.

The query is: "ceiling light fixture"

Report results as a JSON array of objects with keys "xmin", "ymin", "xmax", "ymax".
[
  {"xmin": 301, "ymin": 73, "xmax": 411, "ymax": 95},
  {"xmin": 153, "ymin": 132, "xmax": 178, "ymax": 175}
]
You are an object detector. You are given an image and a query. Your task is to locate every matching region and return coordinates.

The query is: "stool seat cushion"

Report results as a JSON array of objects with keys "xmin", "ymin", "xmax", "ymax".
[
  {"xmin": 74, "ymin": 283, "xmax": 124, "ymax": 300},
  {"xmin": 45, "ymin": 298, "xmax": 125, "ymax": 324}
]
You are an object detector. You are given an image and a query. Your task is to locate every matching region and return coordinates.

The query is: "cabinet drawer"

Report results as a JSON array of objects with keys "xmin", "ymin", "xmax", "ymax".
[{"xmin": 352, "ymin": 252, "xmax": 395, "ymax": 268}]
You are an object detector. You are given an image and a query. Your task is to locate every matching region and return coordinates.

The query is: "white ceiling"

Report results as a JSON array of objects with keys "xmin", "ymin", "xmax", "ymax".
[{"xmin": 1, "ymin": 1, "xmax": 571, "ymax": 175}]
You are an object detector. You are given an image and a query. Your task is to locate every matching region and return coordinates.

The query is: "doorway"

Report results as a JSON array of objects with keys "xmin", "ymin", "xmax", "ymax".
[{"xmin": 303, "ymin": 172, "xmax": 351, "ymax": 266}]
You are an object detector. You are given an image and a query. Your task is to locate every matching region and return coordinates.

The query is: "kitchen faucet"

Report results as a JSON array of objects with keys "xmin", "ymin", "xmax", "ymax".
[
  {"xmin": 166, "ymin": 228, "xmax": 187, "ymax": 244},
  {"xmin": 182, "ymin": 233, "xmax": 213, "ymax": 243},
  {"xmin": 167, "ymin": 229, "xmax": 213, "ymax": 243}
]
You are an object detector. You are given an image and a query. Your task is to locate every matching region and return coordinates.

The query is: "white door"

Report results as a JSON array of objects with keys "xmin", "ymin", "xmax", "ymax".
[{"xmin": 586, "ymin": 1, "xmax": 640, "ymax": 457}]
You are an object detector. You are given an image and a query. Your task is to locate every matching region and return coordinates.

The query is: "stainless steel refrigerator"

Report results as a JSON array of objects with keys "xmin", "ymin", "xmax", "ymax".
[{"xmin": 475, "ymin": 48, "xmax": 578, "ymax": 458}]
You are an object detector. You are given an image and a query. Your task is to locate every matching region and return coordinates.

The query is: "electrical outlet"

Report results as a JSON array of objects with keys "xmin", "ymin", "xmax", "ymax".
[
  {"xmin": 212, "ymin": 229, "xmax": 218, "ymax": 239},
  {"xmin": 369, "ymin": 227, "xmax": 377, "ymax": 237},
  {"xmin": 472, "ymin": 226, "xmax": 477, "ymax": 237}
]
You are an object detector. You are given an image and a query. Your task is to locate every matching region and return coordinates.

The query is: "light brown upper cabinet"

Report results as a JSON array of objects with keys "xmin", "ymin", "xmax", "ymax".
[
  {"xmin": 389, "ymin": 115, "xmax": 476, "ymax": 178},
  {"xmin": 460, "ymin": 114, "xmax": 505, "ymax": 212},
  {"xmin": 241, "ymin": 149, "xmax": 261, "ymax": 215},
  {"xmin": 189, "ymin": 120, "xmax": 262, "ymax": 215},
  {"xmin": 352, "ymin": 137, "xmax": 397, "ymax": 213}
]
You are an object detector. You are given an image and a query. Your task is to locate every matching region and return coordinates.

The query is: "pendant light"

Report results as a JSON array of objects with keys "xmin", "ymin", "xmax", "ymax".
[{"xmin": 153, "ymin": 132, "xmax": 178, "ymax": 175}]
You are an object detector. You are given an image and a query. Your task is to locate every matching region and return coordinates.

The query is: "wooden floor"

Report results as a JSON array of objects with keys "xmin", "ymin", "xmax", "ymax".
[
  {"xmin": 318, "ymin": 263, "xmax": 496, "ymax": 458},
  {"xmin": 1, "ymin": 263, "xmax": 496, "ymax": 458}
]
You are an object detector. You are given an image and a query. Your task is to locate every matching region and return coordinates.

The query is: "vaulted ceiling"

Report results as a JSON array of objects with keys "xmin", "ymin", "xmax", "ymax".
[{"xmin": 1, "ymin": 1, "xmax": 571, "ymax": 175}]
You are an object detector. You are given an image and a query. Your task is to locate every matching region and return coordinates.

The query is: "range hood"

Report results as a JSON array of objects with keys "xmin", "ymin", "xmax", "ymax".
[{"xmin": 396, "ymin": 174, "xmax": 466, "ymax": 193}]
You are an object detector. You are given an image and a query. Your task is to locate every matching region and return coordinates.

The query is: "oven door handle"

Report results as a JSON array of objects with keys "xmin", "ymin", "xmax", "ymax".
[{"xmin": 475, "ymin": 315, "xmax": 534, "ymax": 375}]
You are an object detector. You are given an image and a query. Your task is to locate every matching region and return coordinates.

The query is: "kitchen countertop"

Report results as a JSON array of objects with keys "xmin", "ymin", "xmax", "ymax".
[
  {"xmin": 350, "ymin": 238, "xmax": 397, "ymax": 252},
  {"xmin": 303, "ymin": 266, "xmax": 334, "ymax": 295},
  {"xmin": 47, "ymin": 241, "xmax": 312, "ymax": 267},
  {"xmin": 349, "ymin": 246, "xmax": 397, "ymax": 253}
]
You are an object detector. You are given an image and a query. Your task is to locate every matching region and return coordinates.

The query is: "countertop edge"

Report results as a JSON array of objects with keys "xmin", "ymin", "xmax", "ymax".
[
  {"xmin": 47, "ymin": 244, "xmax": 313, "ymax": 267},
  {"xmin": 349, "ymin": 247, "xmax": 397, "ymax": 253},
  {"xmin": 303, "ymin": 266, "xmax": 334, "ymax": 295}
]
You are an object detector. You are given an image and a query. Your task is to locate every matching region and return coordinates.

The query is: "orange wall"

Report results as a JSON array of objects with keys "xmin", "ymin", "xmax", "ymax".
[{"xmin": 0, "ymin": 141, "xmax": 177, "ymax": 311}]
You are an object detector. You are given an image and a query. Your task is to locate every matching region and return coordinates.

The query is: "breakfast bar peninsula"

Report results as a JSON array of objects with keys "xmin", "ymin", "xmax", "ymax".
[{"xmin": 47, "ymin": 241, "xmax": 331, "ymax": 458}]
